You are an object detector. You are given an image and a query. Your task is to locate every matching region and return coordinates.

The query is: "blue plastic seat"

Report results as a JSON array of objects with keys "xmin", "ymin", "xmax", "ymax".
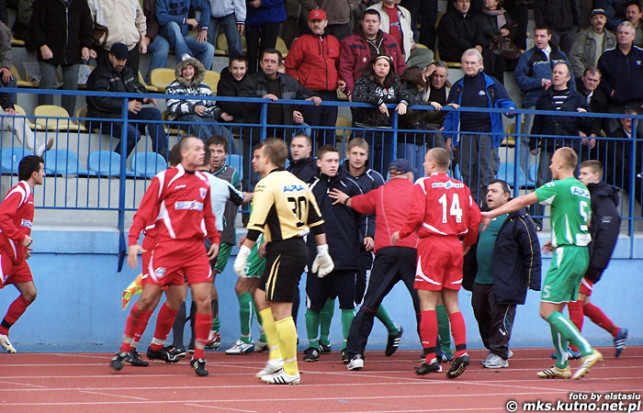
[
  {"xmin": 496, "ymin": 162, "xmax": 528, "ymax": 189},
  {"xmin": 43, "ymin": 149, "xmax": 95, "ymax": 176},
  {"xmin": 527, "ymin": 163, "xmax": 537, "ymax": 187},
  {"xmin": 131, "ymin": 152, "xmax": 167, "ymax": 179},
  {"xmin": 1, "ymin": 147, "xmax": 35, "ymax": 175},
  {"xmin": 88, "ymin": 150, "xmax": 135, "ymax": 177},
  {"xmin": 226, "ymin": 154, "xmax": 243, "ymax": 180}
]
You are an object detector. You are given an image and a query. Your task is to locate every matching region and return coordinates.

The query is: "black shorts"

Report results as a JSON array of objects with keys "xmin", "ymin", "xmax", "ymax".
[
  {"xmin": 306, "ymin": 269, "xmax": 357, "ymax": 311},
  {"xmin": 259, "ymin": 237, "xmax": 308, "ymax": 303}
]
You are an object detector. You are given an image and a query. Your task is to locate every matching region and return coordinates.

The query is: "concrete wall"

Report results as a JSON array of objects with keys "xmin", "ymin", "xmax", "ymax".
[{"xmin": 1, "ymin": 228, "xmax": 640, "ymax": 353}]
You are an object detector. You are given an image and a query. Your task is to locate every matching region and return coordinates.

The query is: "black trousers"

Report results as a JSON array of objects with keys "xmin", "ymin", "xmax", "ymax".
[
  {"xmin": 345, "ymin": 247, "xmax": 420, "ymax": 359},
  {"xmin": 471, "ymin": 282, "xmax": 516, "ymax": 360}
]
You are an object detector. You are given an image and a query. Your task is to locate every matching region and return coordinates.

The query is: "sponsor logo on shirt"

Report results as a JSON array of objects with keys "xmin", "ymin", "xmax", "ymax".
[
  {"xmin": 175, "ymin": 184, "xmax": 186, "ymax": 189},
  {"xmin": 283, "ymin": 184, "xmax": 304, "ymax": 192},
  {"xmin": 175, "ymin": 200, "xmax": 204, "ymax": 211},
  {"xmin": 432, "ymin": 181, "xmax": 464, "ymax": 189},
  {"xmin": 21, "ymin": 219, "xmax": 32, "ymax": 228},
  {"xmin": 571, "ymin": 186, "xmax": 590, "ymax": 198}
]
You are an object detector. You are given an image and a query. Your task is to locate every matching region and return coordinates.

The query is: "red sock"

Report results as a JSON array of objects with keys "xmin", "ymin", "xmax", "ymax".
[
  {"xmin": 149, "ymin": 303, "xmax": 178, "ymax": 351},
  {"xmin": 0, "ymin": 296, "xmax": 31, "ymax": 335},
  {"xmin": 583, "ymin": 302, "xmax": 618, "ymax": 336},
  {"xmin": 566, "ymin": 300, "xmax": 584, "ymax": 352},
  {"xmin": 420, "ymin": 310, "xmax": 438, "ymax": 362},
  {"xmin": 193, "ymin": 312, "xmax": 212, "ymax": 360},
  {"xmin": 120, "ymin": 303, "xmax": 147, "ymax": 352},
  {"xmin": 448, "ymin": 311, "xmax": 467, "ymax": 357}
]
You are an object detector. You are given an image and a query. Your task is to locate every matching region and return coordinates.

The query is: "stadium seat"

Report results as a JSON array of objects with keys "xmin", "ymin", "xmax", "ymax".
[
  {"xmin": 215, "ymin": 32, "xmax": 248, "ymax": 55},
  {"xmin": 130, "ymin": 152, "xmax": 167, "ymax": 179},
  {"xmin": 88, "ymin": 150, "xmax": 135, "ymax": 177},
  {"xmin": 496, "ymin": 162, "xmax": 528, "ymax": 189},
  {"xmin": 276, "ymin": 36, "xmax": 289, "ymax": 58},
  {"xmin": 149, "ymin": 68, "xmax": 176, "ymax": 92},
  {"xmin": 335, "ymin": 116, "xmax": 352, "ymax": 141},
  {"xmin": 139, "ymin": 71, "xmax": 159, "ymax": 92},
  {"xmin": 226, "ymin": 154, "xmax": 243, "ymax": 180},
  {"xmin": 527, "ymin": 163, "xmax": 537, "ymax": 187},
  {"xmin": 162, "ymin": 110, "xmax": 187, "ymax": 138},
  {"xmin": 11, "ymin": 64, "xmax": 37, "ymax": 87},
  {"xmin": 11, "ymin": 105, "xmax": 37, "ymax": 131},
  {"xmin": 34, "ymin": 105, "xmax": 85, "ymax": 132},
  {"xmin": 454, "ymin": 163, "xmax": 462, "ymax": 180},
  {"xmin": 1, "ymin": 147, "xmax": 35, "ymax": 175},
  {"xmin": 44, "ymin": 149, "xmax": 95, "ymax": 176},
  {"xmin": 203, "ymin": 70, "xmax": 220, "ymax": 93}
]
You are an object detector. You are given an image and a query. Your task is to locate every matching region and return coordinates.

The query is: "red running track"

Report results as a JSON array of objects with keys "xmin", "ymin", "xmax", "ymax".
[{"xmin": 0, "ymin": 347, "xmax": 641, "ymax": 413}]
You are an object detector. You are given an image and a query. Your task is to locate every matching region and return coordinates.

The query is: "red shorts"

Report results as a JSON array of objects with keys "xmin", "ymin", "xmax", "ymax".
[
  {"xmin": 145, "ymin": 239, "xmax": 212, "ymax": 287},
  {"xmin": 0, "ymin": 254, "xmax": 33, "ymax": 288},
  {"xmin": 141, "ymin": 235, "xmax": 157, "ymax": 279},
  {"xmin": 579, "ymin": 277, "xmax": 593, "ymax": 296},
  {"xmin": 414, "ymin": 236, "xmax": 463, "ymax": 291}
]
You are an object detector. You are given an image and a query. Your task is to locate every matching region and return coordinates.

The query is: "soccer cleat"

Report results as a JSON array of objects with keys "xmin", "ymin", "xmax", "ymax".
[
  {"xmin": 256, "ymin": 358, "xmax": 284, "ymax": 378},
  {"xmin": 416, "ymin": 358, "xmax": 442, "ymax": 375},
  {"xmin": 341, "ymin": 349, "xmax": 349, "ymax": 364},
  {"xmin": 168, "ymin": 346, "xmax": 186, "ymax": 358},
  {"xmin": 147, "ymin": 346, "xmax": 180, "ymax": 363},
  {"xmin": 385, "ymin": 327, "xmax": 403, "ymax": 357},
  {"xmin": 483, "ymin": 353, "xmax": 508, "ymax": 369},
  {"xmin": 205, "ymin": 330, "xmax": 221, "ymax": 349},
  {"xmin": 537, "ymin": 365, "xmax": 571, "ymax": 379},
  {"xmin": 572, "ymin": 350, "xmax": 603, "ymax": 380},
  {"xmin": 254, "ymin": 340, "xmax": 268, "ymax": 353},
  {"xmin": 0, "ymin": 334, "xmax": 17, "ymax": 353},
  {"xmin": 347, "ymin": 355, "xmax": 364, "ymax": 371},
  {"xmin": 126, "ymin": 349, "xmax": 149, "ymax": 367},
  {"xmin": 110, "ymin": 351, "xmax": 128, "ymax": 371},
  {"xmin": 446, "ymin": 353, "xmax": 470, "ymax": 379},
  {"xmin": 303, "ymin": 347, "xmax": 320, "ymax": 362},
  {"xmin": 190, "ymin": 357, "xmax": 209, "ymax": 376},
  {"xmin": 613, "ymin": 328, "xmax": 628, "ymax": 358},
  {"xmin": 225, "ymin": 340, "xmax": 255, "ymax": 355},
  {"xmin": 319, "ymin": 342, "xmax": 332, "ymax": 353},
  {"xmin": 550, "ymin": 348, "xmax": 581, "ymax": 360},
  {"xmin": 261, "ymin": 369, "xmax": 300, "ymax": 385}
]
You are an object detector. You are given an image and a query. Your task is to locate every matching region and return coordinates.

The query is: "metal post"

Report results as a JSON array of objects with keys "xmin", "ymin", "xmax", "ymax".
[{"xmin": 117, "ymin": 98, "xmax": 130, "ymax": 272}]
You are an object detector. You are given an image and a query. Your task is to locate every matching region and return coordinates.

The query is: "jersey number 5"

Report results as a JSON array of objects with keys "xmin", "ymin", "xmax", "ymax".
[
  {"xmin": 287, "ymin": 196, "xmax": 306, "ymax": 227},
  {"xmin": 438, "ymin": 193, "xmax": 463, "ymax": 223}
]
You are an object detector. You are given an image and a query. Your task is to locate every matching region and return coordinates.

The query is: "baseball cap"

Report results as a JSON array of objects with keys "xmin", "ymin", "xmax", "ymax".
[
  {"xmin": 110, "ymin": 43, "xmax": 129, "ymax": 60},
  {"xmin": 590, "ymin": 8, "xmax": 606, "ymax": 17},
  {"xmin": 309, "ymin": 9, "xmax": 327, "ymax": 21},
  {"xmin": 388, "ymin": 159, "xmax": 414, "ymax": 174}
]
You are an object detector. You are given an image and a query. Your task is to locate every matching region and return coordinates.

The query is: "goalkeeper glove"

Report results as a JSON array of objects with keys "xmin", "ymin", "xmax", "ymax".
[{"xmin": 312, "ymin": 244, "xmax": 334, "ymax": 278}]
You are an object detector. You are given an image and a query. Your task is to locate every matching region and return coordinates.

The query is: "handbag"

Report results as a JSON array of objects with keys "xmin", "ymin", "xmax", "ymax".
[
  {"xmin": 490, "ymin": 35, "xmax": 522, "ymax": 60},
  {"xmin": 93, "ymin": 22, "xmax": 109, "ymax": 49}
]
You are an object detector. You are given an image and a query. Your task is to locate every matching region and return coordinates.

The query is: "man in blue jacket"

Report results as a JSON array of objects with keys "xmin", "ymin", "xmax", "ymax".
[
  {"xmin": 444, "ymin": 48, "xmax": 516, "ymax": 206},
  {"xmin": 156, "ymin": 0, "xmax": 215, "ymax": 70},
  {"xmin": 463, "ymin": 179, "xmax": 541, "ymax": 369}
]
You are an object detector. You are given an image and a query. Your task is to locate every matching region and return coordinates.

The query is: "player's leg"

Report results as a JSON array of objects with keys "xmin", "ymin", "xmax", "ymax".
[
  {"xmin": 147, "ymin": 283, "xmax": 186, "ymax": 362},
  {"xmin": 0, "ymin": 271, "xmax": 37, "ymax": 353},
  {"xmin": 208, "ymin": 241, "xmax": 233, "ymax": 348},
  {"xmin": 335, "ymin": 270, "xmax": 357, "ymax": 363},
  {"xmin": 254, "ymin": 287, "xmax": 283, "ymax": 374},
  {"xmin": 225, "ymin": 277, "xmax": 256, "ymax": 354},
  {"xmin": 170, "ymin": 301, "xmax": 188, "ymax": 357},
  {"xmin": 304, "ymin": 270, "xmax": 328, "ymax": 362},
  {"xmin": 471, "ymin": 282, "xmax": 493, "ymax": 363},
  {"xmin": 267, "ymin": 300, "xmax": 299, "ymax": 383},
  {"xmin": 318, "ymin": 297, "xmax": 335, "ymax": 352},
  {"xmin": 436, "ymin": 301, "xmax": 453, "ymax": 362},
  {"xmin": 416, "ymin": 289, "xmax": 441, "ymax": 371}
]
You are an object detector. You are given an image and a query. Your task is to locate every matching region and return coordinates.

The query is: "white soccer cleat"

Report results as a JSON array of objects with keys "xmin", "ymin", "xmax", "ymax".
[
  {"xmin": 0, "ymin": 334, "xmax": 17, "ymax": 353},
  {"xmin": 256, "ymin": 357, "xmax": 284, "ymax": 378},
  {"xmin": 261, "ymin": 369, "xmax": 300, "ymax": 385}
]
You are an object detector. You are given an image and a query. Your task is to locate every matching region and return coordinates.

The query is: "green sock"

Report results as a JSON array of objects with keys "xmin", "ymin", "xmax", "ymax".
[
  {"xmin": 319, "ymin": 298, "xmax": 335, "ymax": 346},
  {"xmin": 547, "ymin": 311, "xmax": 592, "ymax": 356},
  {"xmin": 305, "ymin": 308, "xmax": 321, "ymax": 349},
  {"xmin": 549, "ymin": 323, "xmax": 569, "ymax": 369},
  {"xmin": 238, "ymin": 292, "xmax": 253, "ymax": 344},
  {"xmin": 341, "ymin": 309, "xmax": 355, "ymax": 350},
  {"xmin": 211, "ymin": 298, "xmax": 220, "ymax": 332},
  {"xmin": 375, "ymin": 305, "xmax": 399, "ymax": 335},
  {"xmin": 436, "ymin": 304, "xmax": 452, "ymax": 354}
]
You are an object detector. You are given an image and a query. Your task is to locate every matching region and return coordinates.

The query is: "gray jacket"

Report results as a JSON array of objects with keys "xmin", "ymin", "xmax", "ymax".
[
  {"xmin": 569, "ymin": 27, "xmax": 616, "ymax": 79},
  {"xmin": 208, "ymin": 0, "xmax": 245, "ymax": 23}
]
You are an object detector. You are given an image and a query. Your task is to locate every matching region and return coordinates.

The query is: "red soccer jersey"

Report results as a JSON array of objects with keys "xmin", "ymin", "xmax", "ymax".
[
  {"xmin": 398, "ymin": 172, "xmax": 481, "ymax": 245},
  {"xmin": 0, "ymin": 181, "xmax": 34, "ymax": 263},
  {"xmin": 128, "ymin": 164, "xmax": 220, "ymax": 246}
]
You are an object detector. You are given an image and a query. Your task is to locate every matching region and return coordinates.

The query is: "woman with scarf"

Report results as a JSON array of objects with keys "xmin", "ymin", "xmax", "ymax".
[{"xmin": 477, "ymin": 0, "xmax": 522, "ymax": 84}]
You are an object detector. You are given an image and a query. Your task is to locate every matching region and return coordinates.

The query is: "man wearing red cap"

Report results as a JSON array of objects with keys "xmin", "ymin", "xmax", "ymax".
[{"xmin": 285, "ymin": 9, "xmax": 345, "ymax": 143}]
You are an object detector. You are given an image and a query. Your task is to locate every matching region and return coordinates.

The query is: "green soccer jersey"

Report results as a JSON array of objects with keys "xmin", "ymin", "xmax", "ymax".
[{"xmin": 535, "ymin": 177, "xmax": 591, "ymax": 248}]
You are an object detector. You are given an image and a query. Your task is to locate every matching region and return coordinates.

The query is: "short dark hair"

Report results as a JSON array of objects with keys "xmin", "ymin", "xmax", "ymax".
[
  {"xmin": 229, "ymin": 55, "xmax": 248, "ymax": 67},
  {"xmin": 260, "ymin": 48, "xmax": 282, "ymax": 63},
  {"xmin": 206, "ymin": 135, "xmax": 229, "ymax": 153},
  {"xmin": 291, "ymin": 133, "xmax": 312, "ymax": 147},
  {"xmin": 347, "ymin": 137, "xmax": 369, "ymax": 153},
  {"xmin": 626, "ymin": 1, "xmax": 641, "ymax": 12},
  {"xmin": 168, "ymin": 143, "xmax": 182, "ymax": 167},
  {"xmin": 179, "ymin": 135, "xmax": 199, "ymax": 153},
  {"xmin": 317, "ymin": 144, "xmax": 339, "ymax": 160},
  {"xmin": 583, "ymin": 66, "xmax": 601, "ymax": 77},
  {"xmin": 488, "ymin": 179, "xmax": 511, "ymax": 194},
  {"xmin": 18, "ymin": 155, "xmax": 44, "ymax": 181},
  {"xmin": 262, "ymin": 138, "xmax": 288, "ymax": 168},
  {"xmin": 580, "ymin": 160, "xmax": 603, "ymax": 177},
  {"xmin": 362, "ymin": 9, "xmax": 380, "ymax": 21},
  {"xmin": 534, "ymin": 25, "xmax": 551, "ymax": 35}
]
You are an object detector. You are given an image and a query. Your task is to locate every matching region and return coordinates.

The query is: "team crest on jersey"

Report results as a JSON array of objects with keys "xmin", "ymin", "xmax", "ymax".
[
  {"xmin": 21, "ymin": 219, "xmax": 32, "ymax": 228},
  {"xmin": 200, "ymin": 187, "xmax": 207, "ymax": 199},
  {"xmin": 155, "ymin": 267, "xmax": 166, "ymax": 278},
  {"xmin": 283, "ymin": 184, "xmax": 304, "ymax": 192}
]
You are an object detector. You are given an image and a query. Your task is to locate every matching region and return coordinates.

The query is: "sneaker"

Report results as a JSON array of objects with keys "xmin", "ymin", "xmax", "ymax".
[
  {"xmin": 254, "ymin": 340, "xmax": 268, "ymax": 353},
  {"xmin": 110, "ymin": 351, "xmax": 128, "ymax": 371},
  {"xmin": 537, "ymin": 365, "xmax": 571, "ymax": 379},
  {"xmin": 0, "ymin": 334, "xmax": 17, "ymax": 353},
  {"xmin": 508, "ymin": 350, "xmax": 514, "ymax": 359},
  {"xmin": 572, "ymin": 349, "xmax": 603, "ymax": 380},
  {"xmin": 256, "ymin": 358, "xmax": 284, "ymax": 378},
  {"xmin": 205, "ymin": 330, "xmax": 220, "ymax": 349},
  {"xmin": 225, "ymin": 340, "xmax": 255, "ymax": 355},
  {"xmin": 483, "ymin": 353, "xmax": 508, "ymax": 369},
  {"xmin": 303, "ymin": 347, "xmax": 320, "ymax": 362},
  {"xmin": 168, "ymin": 346, "xmax": 186, "ymax": 358},
  {"xmin": 319, "ymin": 342, "xmax": 332, "ymax": 353},
  {"xmin": 550, "ymin": 348, "xmax": 581, "ymax": 360},
  {"xmin": 480, "ymin": 353, "xmax": 492, "ymax": 366},
  {"xmin": 416, "ymin": 358, "xmax": 442, "ymax": 375},
  {"xmin": 126, "ymin": 350, "xmax": 149, "ymax": 367},
  {"xmin": 147, "ymin": 346, "xmax": 180, "ymax": 363},
  {"xmin": 341, "ymin": 349, "xmax": 349, "ymax": 364},
  {"xmin": 261, "ymin": 370, "xmax": 300, "ymax": 385},
  {"xmin": 446, "ymin": 353, "xmax": 470, "ymax": 379},
  {"xmin": 190, "ymin": 357, "xmax": 208, "ymax": 376},
  {"xmin": 347, "ymin": 355, "xmax": 364, "ymax": 371},
  {"xmin": 385, "ymin": 327, "xmax": 403, "ymax": 357},
  {"xmin": 613, "ymin": 328, "xmax": 628, "ymax": 358}
]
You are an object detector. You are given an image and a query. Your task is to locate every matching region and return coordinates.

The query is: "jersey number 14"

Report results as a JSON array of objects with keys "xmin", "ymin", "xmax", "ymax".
[{"xmin": 438, "ymin": 193, "xmax": 463, "ymax": 223}]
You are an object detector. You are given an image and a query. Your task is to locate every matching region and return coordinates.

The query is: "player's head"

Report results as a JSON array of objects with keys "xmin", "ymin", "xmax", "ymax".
[
  {"xmin": 205, "ymin": 135, "xmax": 229, "ymax": 171},
  {"xmin": 179, "ymin": 136, "xmax": 205, "ymax": 170},
  {"xmin": 290, "ymin": 134, "xmax": 312, "ymax": 161},
  {"xmin": 168, "ymin": 143, "xmax": 182, "ymax": 168},
  {"xmin": 424, "ymin": 147, "xmax": 450, "ymax": 174},
  {"xmin": 549, "ymin": 147, "xmax": 577, "ymax": 179},
  {"xmin": 346, "ymin": 138, "xmax": 369, "ymax": 171},
  {"xmin": 579, "ymin": 160, "xmax": 603, "ymax": 186},
  {"xmin": 18, "ymin": 155, "xmax": 45, "ymax": 184},
  {"xmin": 486, "ymin": 179, "xmax": 511, "ymax": 210},
  {"xmin": 316, "ymin": 144, "xmax": 340, "ymax": 176},
  {"xmin": 260, "ymin": 138, "xmax": 288, "ymax": 171},
  {"xmin": 252, "ymin": 143, "xmax": 264, "ymax": 174}
]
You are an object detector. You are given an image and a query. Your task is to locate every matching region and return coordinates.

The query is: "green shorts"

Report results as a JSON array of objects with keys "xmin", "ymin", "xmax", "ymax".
[
  {"xmin": 541, "ymin": 245, "xmax": 589, "ymax": 304},
  {"xmin": 213, "ymin": 242, "xmax": 233, "ymax": 274},
  {"xmin": 244, "ymin": 235, "xmax": 266, "ymax": 279}
]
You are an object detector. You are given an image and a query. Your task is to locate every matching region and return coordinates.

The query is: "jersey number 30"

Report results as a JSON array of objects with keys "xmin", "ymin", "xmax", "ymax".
[
  {"xmin": 438, "ymin": 193, "xmax": 463, "ymax": 223},
  {"xmin": 287, "ymin": 196, "xmax": 306, "ymax": 227}
]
